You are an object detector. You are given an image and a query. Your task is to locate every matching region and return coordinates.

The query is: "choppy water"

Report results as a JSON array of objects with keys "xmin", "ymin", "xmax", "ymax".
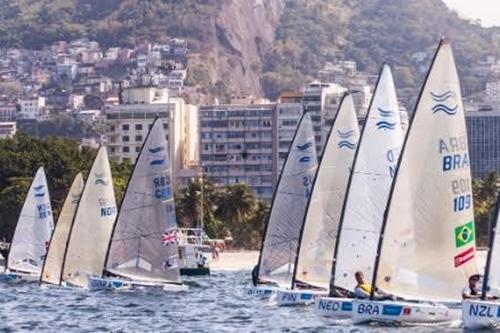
[{"xmin": 1, "ymin": 270, "xmax": 466, "ymax": 332}]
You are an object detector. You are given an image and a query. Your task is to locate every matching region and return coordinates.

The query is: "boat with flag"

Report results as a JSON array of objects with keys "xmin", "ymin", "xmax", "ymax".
[
  {"xmin": 40, "ymin": 173, "xmax": 84, "ymax": 286},
  {"xmin": 246, "ymin": 112, "xmax": 318, "ymax": 296},
  {"xmin": 314, "ymin": 64, "xmax": 404, "ymax": 318},
  {"xmin": 60, "ymin": 147, "xmax": 118, "ymax": 288},
  {"xmin": 463, "ymin": 190, "xmax": 500, "ymax": 328},
  {"xmin": 1, "ymin": 167, "xmax": 54, "ymax": 282},
  {"xmin": 276, "ymin": 93, "xmax": 360, "ymax": 306},
  {"xmin": 352, "ymin": 39, "xmax": 477, "ymax": 325},
  {"xmin": 88, "ymin": 118, "xmax": 187, "ymax": 291}
]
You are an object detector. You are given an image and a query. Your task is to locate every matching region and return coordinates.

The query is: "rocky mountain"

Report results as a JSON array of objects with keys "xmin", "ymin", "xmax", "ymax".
[{"xmin": 0, "ymin": 0, "xmax": 499, "ymax": 102}]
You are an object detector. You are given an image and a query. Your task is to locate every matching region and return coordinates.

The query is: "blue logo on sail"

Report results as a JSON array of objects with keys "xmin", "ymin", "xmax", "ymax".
[
  {"xmin": 376, "ymin": 108, "xmax": 396, "ymax": 131},
  {"xmin": 94, "ymin": 173, "xmax": 109, "ymax": 186},
  {"xmin": 337, "ymin": 130, "xmax": 357, "ymax": 150},
  {"xmin": 149, "ymin": 146, "xmax": 165, "ymax": 154},
  {"xmin": 431, "ymin": 91, "xmax": 458, "ymax": 115},
  {"xmin": 33, "ymin": 185, "xmax": 45, "ymax": 197},
  {"xmin": 299, "ymin": 156, "xmax": 313, "ymax": 163},
  {"xmin": 296, "ymin": 141, "xmax": 313, "ymax": 151},
  {"xmin": 150, "ymin": 159, "xmax": 166, "ymax": 166}
]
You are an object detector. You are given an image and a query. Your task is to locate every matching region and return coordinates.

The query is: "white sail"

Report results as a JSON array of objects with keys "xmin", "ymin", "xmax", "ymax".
[
  {"xmin": 374, "ymin": 41, "xmax": 477, "ymax": 301},
  {"xmin": 41, "ymin": 173, "xmax": 84, "ymax": 285},
  {"xmin": 8, "ymin": 167, "xmax": 54, "ymax": 274},
  {"xmin": 332, "ymin": 65, "xmax": 404, "ymax": 292},
  {"xmin": 105, "ymin": 118, "xmax": 181, "ymax": 284},
  {"xmin": 258, "ymin": 113, "xmax": 318, "ymax": 287},
  {"xmin": 294, "ymin": 94, "xmax": 360, "ymax": 290},
  {"xmin": 61, "ymin": 147, "xmax": 117, "ymax": 287}
]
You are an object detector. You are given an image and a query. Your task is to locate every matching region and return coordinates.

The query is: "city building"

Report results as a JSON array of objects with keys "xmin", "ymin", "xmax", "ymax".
[
  {"xmin": 302, "ymin": 81, "xmax": 347, "ymax": 155},
  {"xmin": 0, "ymin": 122, "xmax": 16, "ymax": 139},
  {"xmin": 0, "ymin": 104, "xmax": 16, "ymax": 121},
  {"xmin": 276, "ymin": 92, "xmax": 303, "ymax": 172},
  {"xmin": 466, "ymin": 109, "xmax": 500, "ymax": 178},
  {"xmin": 200, "ymin": 103, "xmax": 277, "ymax": 199},
  {"xmin": 17, "ymin": 96, "xmax": 47, "ymax": 121},
  {"xmin": 486, "ymin": 81, "xmax": 500, "ymax": 105},
  {"xmin": 106, "ymin": 86, "xmax": 199, "ymax": 186}
]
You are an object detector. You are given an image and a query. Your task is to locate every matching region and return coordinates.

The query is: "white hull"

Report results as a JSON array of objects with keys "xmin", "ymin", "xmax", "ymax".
[
  {"xmin": 88, "ymin": 276, "xmax": 188, "ymax": 292},
  {"xmin": 244, "ymin": 284, "xmax": 278, "ymax": 297},
  {"xmin": 462, "ymin": 299, "xmax": 500, "ymax": 329},
  {"xmin": 352, "ymin": 299, "xmax": 453, "ymax": 325},
  {"xmin": 314, "ymin": 297, "xmax": 354, "ymax": 319},
  {"xmin": 0, "ymin": 271, "xmax": 39, "ymax": 283},
  {"xmin": 276, "ymin": 288, "xmax": 327, "ymax": 306}
]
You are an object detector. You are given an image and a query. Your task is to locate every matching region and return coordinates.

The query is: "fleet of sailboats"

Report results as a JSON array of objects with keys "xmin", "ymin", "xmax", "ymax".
[{"xmin": 2, "ymin": 38, "xmax": 500, "ymax": 327}]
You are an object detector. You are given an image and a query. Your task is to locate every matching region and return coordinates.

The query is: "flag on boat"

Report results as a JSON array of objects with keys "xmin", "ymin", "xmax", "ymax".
[{"xmin": 163, "ymin": 230, "xmax": 177, "ymax": 246}]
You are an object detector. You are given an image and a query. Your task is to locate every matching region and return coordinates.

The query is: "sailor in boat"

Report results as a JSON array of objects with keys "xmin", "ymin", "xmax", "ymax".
[
  {"xmin": 462, "ymin": 274, "xmax": 498, "ymax": 300},
  {"xmin": 354, "ymin": 271, "xmax": 395, "ymax": 301}
]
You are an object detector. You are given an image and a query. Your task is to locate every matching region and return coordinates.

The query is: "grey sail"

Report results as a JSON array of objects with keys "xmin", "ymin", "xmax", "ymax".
[
  {"xmin": 257, "ymin": 112, "xmax": 318, "ymax": 287},
  {"xmin": 105, "ymin": 118, "xmax": 181, "ymax": 284}
]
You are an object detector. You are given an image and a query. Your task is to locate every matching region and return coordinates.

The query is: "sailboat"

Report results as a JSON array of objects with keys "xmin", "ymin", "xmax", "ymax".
[
  {"xmin": 0, "ymin": 167, "xmax": 54, "ymax": 282},
  {"xmin": 276, "ymin": 94, "xmax": 360, "ymax": 305},
  {"xmin": 40, "ymin": 173, "xmax": 84, "ymax": 285},
  {"xmin": 463, "ymin": 193, "xmax": 500, "ymax": 328},
  {"xmin": 246, "ymin": 112, "xmax": 318, "ymax": 296},
  {"xmin": 352, "ymin": 39, "xmax": 478, "ymax": 324},
  {"xmin": 315, "ymin": 65, "xmax": 404, "ymax": 318},
  {"xmin": 60, "ymin": 147, "xmax": 118, "ymax": 288},
  {"xmin": 88, "ymin": 118, "xmax": 187, "ymax": 291}
]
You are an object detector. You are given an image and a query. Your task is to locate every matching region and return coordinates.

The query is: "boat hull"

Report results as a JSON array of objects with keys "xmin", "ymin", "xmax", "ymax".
[
  {"xmin": 88, "ymin": 276, "xmax": 188, "ymax": 292},
  {"xmin": 314, "ymin": 297, "xmax": 354, "ymax": 318},
  {"xmin": 352, "ymin": 299, "xmax": 452, "ymax": 324},
  {"xmin": 276, "ymin": 288, "xmax": 327, "ymax": 306},
  {"xmin": 244, "ymin": 284, "xmax": 278, "ymax": 297},
  {"xmin": 0, "ymin": 271, "xmax": 39, "ymax": 283},
  {"xmin": 180, "ymin": 267, "xmax": 210, "ymax": 276},
  {"xmin": 462, "ymin": 299, "xmax": 500, "ymax": 329}
]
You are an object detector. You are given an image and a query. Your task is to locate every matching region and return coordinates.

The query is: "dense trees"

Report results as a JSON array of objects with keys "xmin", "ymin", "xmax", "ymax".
[{"xmin": 473, "ymin": 172, "xmax": 500, "ymax": 246}]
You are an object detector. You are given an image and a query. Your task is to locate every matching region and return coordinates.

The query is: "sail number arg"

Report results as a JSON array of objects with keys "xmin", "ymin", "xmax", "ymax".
[
  {"xmin": 153, "ymin": 176, "xmax": 172, "ymax": 199},
  {"xmin": 439, "ymin": 136, "xmax": 469, "ymax": 172},
  {"xmin": 451, "ymin": 178, "xmax": 472, "ymax": 212},
  {"xmin": 37, "ymin": 203, "xmax": 52, "ymax": 219}
]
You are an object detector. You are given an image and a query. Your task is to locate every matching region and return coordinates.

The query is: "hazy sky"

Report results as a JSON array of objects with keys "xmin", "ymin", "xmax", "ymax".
[{"xmin": 442, "ymin": 0, "xmax": 500, "ymax": 27}]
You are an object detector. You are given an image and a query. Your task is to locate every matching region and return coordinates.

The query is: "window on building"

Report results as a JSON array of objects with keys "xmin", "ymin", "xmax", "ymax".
[
  {"xmin": 123, "ymin": 146, "xmax": 130, "ymax": 153},
  {"xmin": 135, "ymin": 146, "xmax": 141, "ymax": 153},
  {"xmin": 110, "ymin": 137, "xmax": 116, "ymax": 143},
  {"xmin": 110, "ymin": 125, "xmax": 115, "ymax": 131},
  {"xmin": 122, "ymin": 136, "xmax": 129, "ymax": 142},
  {"xmin": 163, "ymin": 123, "xmax": 168, "ymax": 129},
  {"xmin": 135, "ymin": 135, "xmax": 143, "ymax": 142},
  {"xmin": 135, "ymin": 124, "xmax": 143, "ymax": 130},
  {"xmin": 110, "ymin": 147, "xmax": 116, "ymax": 153},
  {"xmin": 122, "ymin": 124, "xmax": 129, "ymax": 131}
]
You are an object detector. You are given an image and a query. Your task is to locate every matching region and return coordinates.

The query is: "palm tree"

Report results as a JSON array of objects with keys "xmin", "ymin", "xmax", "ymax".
[{"xmin": 473, "ymin": 172, "xmax": 500, "ymax": 246}]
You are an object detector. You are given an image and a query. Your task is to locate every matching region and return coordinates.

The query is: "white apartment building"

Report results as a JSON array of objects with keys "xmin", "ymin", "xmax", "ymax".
[
  {"xmin": 17, "ymin": 96, "xmax": 47, "ymax": 121},
  {"xmin": 106, "ymin": 86, "xmax": 199, "ymax": 186},
  {"xmin": 0, "ymin": 104, "xmax": 16, "ymax": 121},
  {"xmin": 200, "ymin": 103, "xmax": 277, "ymax": 200},
  {"xmin": 276, "ymin": 92, "xmax": 303, "ymax": 172},
  {"xmin": 0, "ymin": 122, "xmax": 16, "ymax": 139},
  {"xmin": 486, "ymin": 81, "xmax": 500, "ymax": 105},
  {"xmin": 303, "ymin": 81, "xmax": 347, "ymax": 155}
]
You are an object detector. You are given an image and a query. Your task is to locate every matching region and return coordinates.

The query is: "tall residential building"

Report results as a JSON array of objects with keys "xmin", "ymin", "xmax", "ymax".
[
  {"xmin": 17, "ymin": 96, "xmax": 47, "ymax": 121},
  {"xmin": 200, "ymin": 103, "xmax": 277, "ymax": 200},
  {"xmin": 302, "ymin": 81, "xmax": 347, "ymax": 155},
  {"xmin": 0, "ymin": 122, "xmax": 16, "ymax": 139},
  {"xmin": 486, "ymin": 81, "xmax": 500, "ymax": 105},
  {"xmin": 466, "ymin": 109, "xmax": 500, "ymax": 178},
  {"xmin": 106, "ymin": 86, "xmax": 199, "ymax": 186},
  {"xmin": 276, "ymin": 92, "xmax": 303, "ymax": 172}
]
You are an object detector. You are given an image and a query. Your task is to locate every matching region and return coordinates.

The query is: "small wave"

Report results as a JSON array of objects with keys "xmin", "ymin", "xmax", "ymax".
[
  {"xmin": 338, "ymin": 141, "xmax": 357, "ymax": 150},
  {"xmin": 299, "ymin": 156, "xmax": 312, "ymax": 163},
  {"xmin": 431, "ymin": 90, "xmax": 456, "ymax": 102},
  {"xmin": 432, "ymin": 104, "xmax": 458, "ymax": 115},
  {"xmin": 377, "ymin": 108, "xmax": 394, "ymax": 118},
  {"xmin": 337, "ymin": 130, "xmax": 354, "ymax": 138},
  {"xmin": 376, "ymin": 121, "xmax": 396, "ymax": 130},
  {"xmin": 150, "ymin": 159, "xmax": 165, "ymax": 166},
  {"xmin": 296, "ymin": 141, "xmax": 313, "ymax": 151},
  {"xmin": 149, "ymin": 146, "xmax": 165, "ymax": 154}
]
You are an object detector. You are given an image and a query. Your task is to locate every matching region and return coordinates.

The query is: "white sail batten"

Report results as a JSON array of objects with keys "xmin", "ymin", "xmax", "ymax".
[
  {"xmin": 332, "ymin": 65, "xmax": 404, "ymax": 292},
  {"xmin": 8, "ymin": 167, "xmax": 54, "ymax": 274},
  {"xmin": 258, "ymin": 113, "xmax": 318, "ymax": 287},
  {"xmin": 105, "ymin": 118, "xmax": 181, "ymax": 284},
  {"xmin": 374, "ymin": 42, "xmax": 477, "ymax": 302},
  {"xmin": 41, "ymin": 173, "xmax": 84, "ymax": 284},
  {"xmin": 294, "ymin": 95, "xmax": 360, "ymax": 290},
  {"xmin": 61, "ymin": 147, "xmax": 117, "ymax": 288}
]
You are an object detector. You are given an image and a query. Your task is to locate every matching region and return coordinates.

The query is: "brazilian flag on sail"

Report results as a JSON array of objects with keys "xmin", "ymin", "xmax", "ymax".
[{"xmin": 455, "ymin": 221, "xmax": 475, "ymax": 248}]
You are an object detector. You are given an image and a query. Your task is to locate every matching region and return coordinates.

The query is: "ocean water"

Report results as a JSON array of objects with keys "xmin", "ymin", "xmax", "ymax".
[{"xmin": 1, "ymin": 270, "xmax": 465, "ymax": 332}]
